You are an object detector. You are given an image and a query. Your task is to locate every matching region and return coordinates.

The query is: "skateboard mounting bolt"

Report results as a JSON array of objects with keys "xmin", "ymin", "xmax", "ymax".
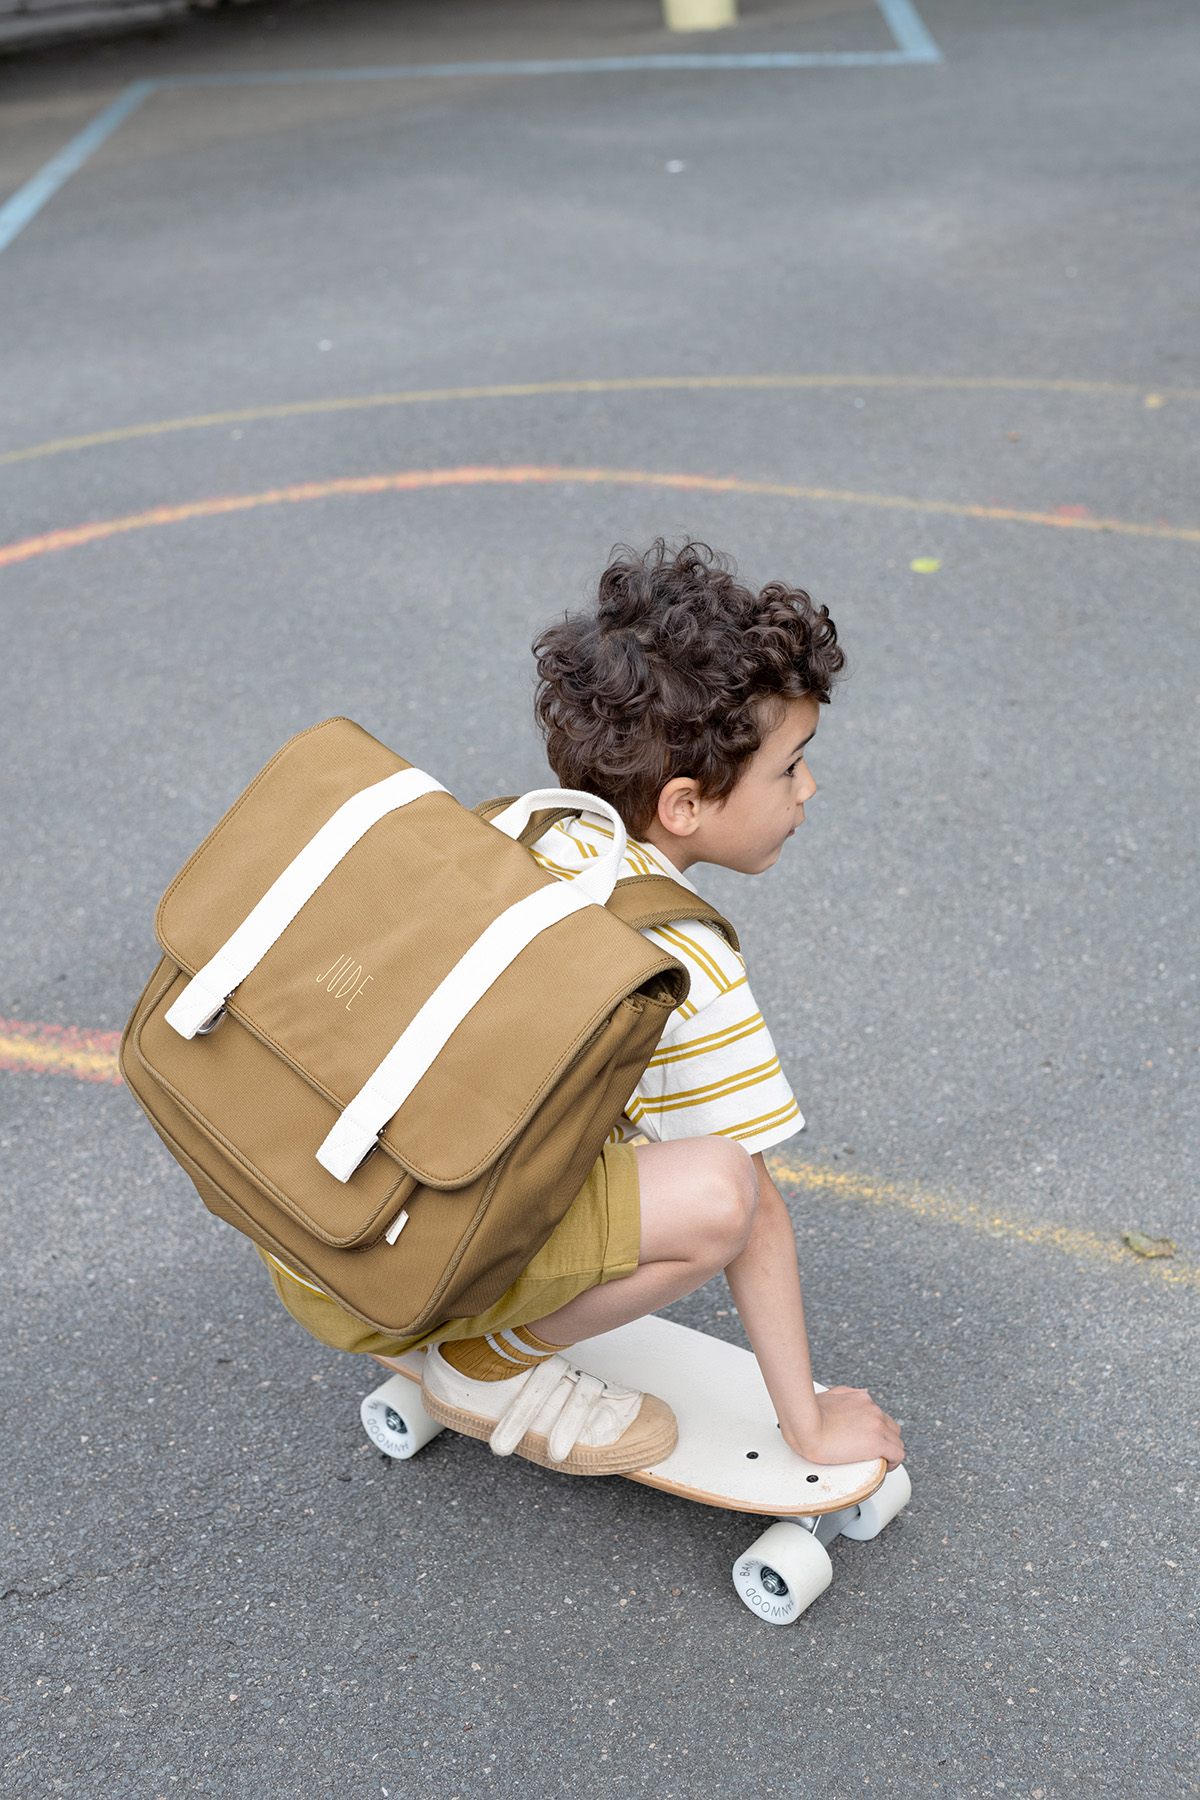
[
  {"xmin": 745, "ymin": 1451, "xmax": 759, "ymax": 1460},
  {"xmin": 806, "ymin": 1474, "xmax": 819, "ymax": 1483}
]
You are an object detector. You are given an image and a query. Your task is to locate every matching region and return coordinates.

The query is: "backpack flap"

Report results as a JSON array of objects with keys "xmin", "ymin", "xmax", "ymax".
[{"xmin": 133, "ymin": 719, "xmax": 686, "ymax": 1251}]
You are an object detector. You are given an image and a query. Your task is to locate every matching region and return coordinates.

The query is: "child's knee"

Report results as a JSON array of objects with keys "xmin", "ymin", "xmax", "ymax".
[{"xmin": 694, "ymin": 1138, "xmax": 758, "ymax": 1260}]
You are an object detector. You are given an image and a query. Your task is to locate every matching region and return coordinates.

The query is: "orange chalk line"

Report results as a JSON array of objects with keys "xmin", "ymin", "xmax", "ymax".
[
  {"xmin": 2, "ymin": 466, "xmax": 1198, "ymax": 570},
  {"xmin": 0, "ymin": 1016, "xmax": 121, "ymax": 1085},
  {"xmin": 2, "ymin": 373, "xmax": 1198, "ymax": 468}
]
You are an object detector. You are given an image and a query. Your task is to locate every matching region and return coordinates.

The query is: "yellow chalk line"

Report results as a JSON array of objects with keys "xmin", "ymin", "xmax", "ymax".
[
  {"xmin": 767, "ymin": 1153, "xmax": 1199, "ymax": 1293},
  {"xmin": 0, "ymin": 1016, "xmax": 1187, "ymax": 1291},
  {"xmin": 2, "ymin": 466, "xmax": 1199, "ymax": 569},
  {"xmin": 3, "ymin": 373, "xmax": 1198, "ymax": 468}
]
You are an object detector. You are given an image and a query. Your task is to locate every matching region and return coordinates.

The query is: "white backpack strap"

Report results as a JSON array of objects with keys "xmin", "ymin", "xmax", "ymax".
[
  {"xmin": 165, "ymin": 767, "xmax": 446, "ymax": 1039},
  {"xmin": 315, "ymin": 788, "xmax": 627, "ymax": 1183},
  {"xmin": 316, "ymin": 878, "xmax": 595, "ymax": 1180}
]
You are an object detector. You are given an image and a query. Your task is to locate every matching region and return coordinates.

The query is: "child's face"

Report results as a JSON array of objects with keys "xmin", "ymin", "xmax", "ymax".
[{"xmin": 650, "ymin": 693, "xmax": 821, "ymax": 874}]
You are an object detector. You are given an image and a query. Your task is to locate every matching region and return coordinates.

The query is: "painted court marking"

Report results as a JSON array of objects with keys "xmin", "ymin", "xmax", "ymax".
[
  {"xmin": 3, "ymin": 373, "xmax": 1195, "ymax": 471},
  {"xmin": 1, "ymin": 1015, "xmax": 1190, "ymax": 1292},
  {"xmin": 2, "ymin": 466, "xmax": 1197, "ymax": 571},
  {"xmin": 0, "ymin": 0, "xmax": 939, "ymax": 255}
]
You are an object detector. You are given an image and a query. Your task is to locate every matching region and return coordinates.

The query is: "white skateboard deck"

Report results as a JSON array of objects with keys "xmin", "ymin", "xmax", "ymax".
[
  {"xmin": 378, "ymin": 1313, "xmax": 885, "ymax": 1517},
  {"xmin": 362, "ymin": 1315, "xmax": 909, "ymax": 1623},
  {"xmin": 570, "ymin": 1314, "xmax": 886, "ymax": 1516}
]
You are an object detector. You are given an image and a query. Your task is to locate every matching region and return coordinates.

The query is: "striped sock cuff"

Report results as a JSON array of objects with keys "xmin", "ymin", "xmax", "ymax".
[
  {"xmin": 438, "ymin": 1323, "xmax": 571, "ymax": 1383},
  {"xmin": 484, "ymin": 1324, "xmax": 569, "ymax": 1369}
]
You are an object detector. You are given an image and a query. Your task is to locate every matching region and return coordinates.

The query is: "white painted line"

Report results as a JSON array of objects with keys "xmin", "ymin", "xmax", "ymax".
[
  {"xmin": 0, "ymin": 1, "xmax": 941, "ymax": 255},
  {"xmin": 875, "ymin": 0, "xmax": 942, "ymax": 62},
  {"xmin": 168, "ymin": 51, "xmax": 937, "ymax": 86},
  {"xmin": 156, "ymin": 4, "xmax": 942, "ymax": 86},
  {"xmin": 0, "ymin": 80, "xmax": 155, "ymax": 254}
]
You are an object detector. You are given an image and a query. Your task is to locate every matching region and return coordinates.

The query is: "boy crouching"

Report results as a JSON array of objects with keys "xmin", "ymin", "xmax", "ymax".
[{"xmin": 263, "ymin": 540, "xmax": 903, "ymax": 1479}]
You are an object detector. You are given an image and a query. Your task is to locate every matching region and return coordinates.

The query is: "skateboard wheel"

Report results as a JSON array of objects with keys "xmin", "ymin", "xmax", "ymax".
[
  {"xmin": 838, "ymin": 1464, "xmax": 912, "ymax": 1540},
  {"xmin": 732, "ymin": 1522, "xmax": 832, "ymax": 1625},
  {"xmin": 360, "ymin": 1375, "xmax": 445, "ymax": 1460}
]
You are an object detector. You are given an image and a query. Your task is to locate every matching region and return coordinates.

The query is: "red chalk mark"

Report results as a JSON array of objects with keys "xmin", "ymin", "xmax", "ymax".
[
  {"xmin": 0, "ymin": 466, "xmax": 1198, "ymax": 566},
  {"xmin": 0, "ymin": 1017, "xmax": 122, "ymax": 1084}
]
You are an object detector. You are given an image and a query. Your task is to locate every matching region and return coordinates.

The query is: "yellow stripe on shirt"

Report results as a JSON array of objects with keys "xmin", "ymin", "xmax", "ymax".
[
  {"xmin": 653, "ymin": 923, "xmax": 739, "ymax": 993},
  {"xmin": 530, "ymin": 849, "xmax": 584, "ymax": 880},
  {"xmin": 628, "ymin": 1055, "xmax": 785, "ymax": 1118},
  {"xmin": 543, "ymin": 819, "xmax": 657, "ymax": 876},
  {"xmin": 527, "ymin": 810, "xmax": 803, "ymax": 1156},
  {"xmin": 645, "ymin": 1010, "xmax": 766, "ymax": 1067},
  {"xmin": 715, "ymin": 1096, "xmax": 804, "ymax": 1142}
]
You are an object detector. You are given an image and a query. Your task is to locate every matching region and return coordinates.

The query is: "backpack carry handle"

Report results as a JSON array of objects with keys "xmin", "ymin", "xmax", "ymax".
[{"xmin": 489, "ymin": 789, "xmax": 628, "ymax": 905}]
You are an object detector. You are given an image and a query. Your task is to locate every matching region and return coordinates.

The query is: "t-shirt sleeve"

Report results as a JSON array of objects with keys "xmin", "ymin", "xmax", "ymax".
[{"xmin": 623, "ymin": 925, "xmax": 805, "ymax": 1157}]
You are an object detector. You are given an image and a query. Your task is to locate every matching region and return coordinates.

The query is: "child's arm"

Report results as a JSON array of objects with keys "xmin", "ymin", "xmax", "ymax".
[{"xmin": 725, "ymin": 1155, "xmax": 905, "ymax": 1470}]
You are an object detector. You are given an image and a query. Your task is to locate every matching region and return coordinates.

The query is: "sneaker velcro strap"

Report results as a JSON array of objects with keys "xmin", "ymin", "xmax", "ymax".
[
  {"xmin": 489, "ymin": 1356, "xmax": 573, "ymax": 1457},
  {"xmin": 546, "ymin": 1370, "xmax": 609, "ymax": 1463}
]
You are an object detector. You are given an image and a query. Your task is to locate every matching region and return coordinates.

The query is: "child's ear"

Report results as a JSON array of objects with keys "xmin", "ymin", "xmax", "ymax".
[{"xmin": 656, "ymin": 776, "xmax": 703, "ymax": 840}]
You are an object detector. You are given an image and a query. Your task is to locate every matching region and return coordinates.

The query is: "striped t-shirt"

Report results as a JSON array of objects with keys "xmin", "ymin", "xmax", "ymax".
[{"xmin": 529, "ymin": 813, "xmax": 803, "ymax": 1157}]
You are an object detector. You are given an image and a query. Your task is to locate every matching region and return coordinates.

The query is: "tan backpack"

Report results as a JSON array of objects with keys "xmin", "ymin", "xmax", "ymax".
[{"xmin": 120, "ymin": 718, "xmax": 737, "ymax": 1337}]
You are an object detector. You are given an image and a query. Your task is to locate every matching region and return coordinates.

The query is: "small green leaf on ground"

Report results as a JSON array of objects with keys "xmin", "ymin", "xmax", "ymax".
[
  {"xmin": 1121, "ymin": 1230, "xmax": 1176, "ymax": 1258},
  {"xmin": 910, "ymin": 557, "xmax": 941, "ymax": 573}
]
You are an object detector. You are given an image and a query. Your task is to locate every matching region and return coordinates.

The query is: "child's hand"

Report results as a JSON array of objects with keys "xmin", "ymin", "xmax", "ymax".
[{"xmin": 782, "ymin": 1385, "xmax": 905, "ymax": 1471}]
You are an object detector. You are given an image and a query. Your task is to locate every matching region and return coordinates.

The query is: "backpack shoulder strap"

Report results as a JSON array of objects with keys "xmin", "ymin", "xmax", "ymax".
[
  {"xmin": 474, "ymin": 798, "xmax": 740, "ymax": 952},
  {"xmin": 607, "ymin": 874, "xmax": 740, "ymax": 955}
]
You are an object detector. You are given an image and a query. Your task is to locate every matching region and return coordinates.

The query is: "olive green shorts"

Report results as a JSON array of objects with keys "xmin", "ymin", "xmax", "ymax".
[{"xmin": 257, "ymin": 1140, "xmax": 641, "ymax": 1357}]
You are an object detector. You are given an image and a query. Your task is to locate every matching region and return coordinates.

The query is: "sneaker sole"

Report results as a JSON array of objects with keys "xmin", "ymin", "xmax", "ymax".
[{"xmin": 419, "ymin": 1384, "xmax": 678, "ymax": 1476}]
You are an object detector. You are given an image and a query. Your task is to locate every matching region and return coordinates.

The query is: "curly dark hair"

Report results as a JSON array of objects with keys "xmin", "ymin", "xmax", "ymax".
[{"xmin": 532, "ymin": 540, "xmax": 845, "ymax": 836}]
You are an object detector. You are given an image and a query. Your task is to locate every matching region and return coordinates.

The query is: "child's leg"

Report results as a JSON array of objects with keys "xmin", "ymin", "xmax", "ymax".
[
  {"xmin": 534, "ymin": 1140, "xmax": 904, "ymax": 1473},
  {"xmin": 529, "ymin": 1135, "xmax": 758, "ymax": 1343},
  {"xmin": 434, "ymin": 1136, "xmax": 755, "ymax": 1381},
  {"xmin": 416, "ymin": 1136, "xmax": 756, "ymax": 1476}
]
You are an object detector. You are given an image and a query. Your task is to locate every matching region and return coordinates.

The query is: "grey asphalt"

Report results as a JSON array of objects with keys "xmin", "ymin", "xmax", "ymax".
[{"xmin": 2, "ymin": 2, "xmax": 1198, "ymax": 1796}]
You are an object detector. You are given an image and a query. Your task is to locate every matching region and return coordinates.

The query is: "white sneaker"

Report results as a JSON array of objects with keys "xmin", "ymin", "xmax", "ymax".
[{"xmin": 420, "ymin": 1345, "xmax": 677, "ymax": 1475}]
